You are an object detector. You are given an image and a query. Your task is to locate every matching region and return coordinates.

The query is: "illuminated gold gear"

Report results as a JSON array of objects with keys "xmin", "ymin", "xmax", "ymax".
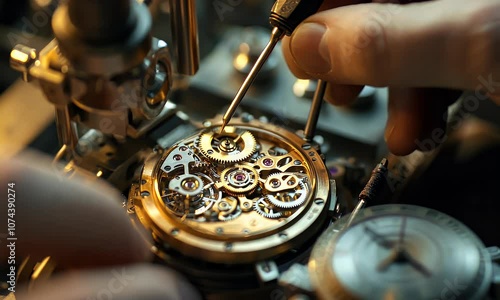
[
  {"xmin": 267, "ymin": 181, "xmax": 308, "ymax": 209},
  {"xmin": 213, "ymin": 196, "xmax": 242, "ymax": 221},
  {"xmin": 217, "ymin": 164, "xmax": 259, "ymax": 195},
  {"xmin": 254, "ymin": 197, "xmax": 283, "ymax": 219},
  {"xmin": 198, "ymin": 127, "xmax": 257, "ymax": 164}
]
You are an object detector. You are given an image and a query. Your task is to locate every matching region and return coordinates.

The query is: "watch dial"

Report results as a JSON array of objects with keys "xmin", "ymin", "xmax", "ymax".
[{"xmin": 310, "ymin": 205, "xmax": 492, "ymax": 300}]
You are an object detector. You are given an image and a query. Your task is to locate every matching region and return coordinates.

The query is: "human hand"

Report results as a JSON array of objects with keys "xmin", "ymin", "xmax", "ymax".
[
  {"xmin": 0, "ymin": 152, "xmax": 200, "ymax": 300},
  {"xmin": 282, "ymin": 0, "xmax": 500, "ymax": 155}
]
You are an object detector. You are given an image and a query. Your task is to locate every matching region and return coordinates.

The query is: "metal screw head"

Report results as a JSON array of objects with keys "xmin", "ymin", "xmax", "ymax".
[
  {"xmin": 314, "ymin": 198, "xmax": 325, "ymax": 205},
  {"xmin": 241, "ymin": 112, "xmax": 254, "ymax": 123},
  {"xmin": 10, "ymin": 44, "xmax": 38, "ymax": 82},
  {"xmin": 153, "ymin": 145, "xmax": 163, "ymax": 153}
]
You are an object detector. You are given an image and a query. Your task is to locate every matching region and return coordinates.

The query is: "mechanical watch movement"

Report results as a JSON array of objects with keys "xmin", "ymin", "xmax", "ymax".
[{"xmin": 128, "ymin": 116, "xmax": 336, "ymax": 298}]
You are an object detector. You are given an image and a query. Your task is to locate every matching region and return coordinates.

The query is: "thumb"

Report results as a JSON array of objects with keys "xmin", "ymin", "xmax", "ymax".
[{"xmin": 282, "ymin": 0, "xmax": 500, "ymax": 90}]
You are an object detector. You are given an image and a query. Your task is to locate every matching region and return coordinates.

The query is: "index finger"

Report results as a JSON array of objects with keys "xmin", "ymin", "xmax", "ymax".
[{"xmin": 282, "ymin": 0, "xmax": 500, "ymax": 90}]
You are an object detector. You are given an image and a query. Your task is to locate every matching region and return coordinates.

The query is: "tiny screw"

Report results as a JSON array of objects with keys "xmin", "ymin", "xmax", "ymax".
[
  {"xmin": 315, "ymin": 198, "xmax": 324, "ymax": 205},
  {"xmin": 153, "ymin": 145, "xmax": 163, "ymax": 153}
]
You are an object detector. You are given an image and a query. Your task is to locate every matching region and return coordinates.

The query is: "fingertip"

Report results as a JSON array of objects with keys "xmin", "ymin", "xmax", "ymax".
[
  {"xmin": 324, "ymin": 84, "xmax": 364, "ymax": 106},
  {"xmin": 385, "ymin": 88, "xmax": 460, "ymax": 156},
  {"xmin": 1, "ymin": 151, "xmax": 152, "ymax": 269},
  {"xmin": 384, "ymin": 88, "xmax": 425, "ymax": 156},
  {"xmin": 288, "ymin": 22, "xmax": 331, "ymax": 76},
  {"xmin": 17, "ymin": 264, "xmax": 201, "ymax": 300},
  {"xmin": 385, "ymin": 121, "xmax": 420, "ymax": 156},
  {"xmin": 281, "ymin": 36, "xmax": 311, "ymax": 79}
]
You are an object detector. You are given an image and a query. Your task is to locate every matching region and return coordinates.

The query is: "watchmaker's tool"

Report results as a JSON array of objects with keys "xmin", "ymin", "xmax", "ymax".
[
  {"xmin": 344, "ymin": 158, "xmax": 389, "ymax": 228},
  {"xmin": 303, "ymin": 79, "xmax": 327, "ymax": 142},
  {"xmin": 220, "ymin": 0, "xmax": 325, "ymax": 133}
]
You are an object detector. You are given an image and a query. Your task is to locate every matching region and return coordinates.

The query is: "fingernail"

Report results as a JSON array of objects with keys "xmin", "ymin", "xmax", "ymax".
[{"xmin": 290, "ymin": 22, "xmax": 331, "ymax": 74}]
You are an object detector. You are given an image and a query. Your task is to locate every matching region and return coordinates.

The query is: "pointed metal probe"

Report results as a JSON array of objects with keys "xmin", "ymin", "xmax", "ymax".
[
  {"xmin": 220, "ymin": 27, "xmax": 285, "ymax": 133},
  {"xmin": 220, "ymin": 0, "xmax": 325, "ymax": 132},
  {"xmin": 343, "ymin": 158, "xmax": 389, "ymax": 229}
]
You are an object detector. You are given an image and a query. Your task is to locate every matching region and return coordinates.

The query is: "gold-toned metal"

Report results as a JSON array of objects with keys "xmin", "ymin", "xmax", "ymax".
[
  {"xmin": 130, "ymin": 117, "xmax": 331, "ymax": 264},
  {"xmin": 220, "ymin": 27, "xmax": 285, "ymax": 133},
  {"xmin": 14, "ymin": 256, "xmax": 55, "ymax": 295},
  {"xmin": 10, "ymin": 45, "xmax": 37, "ymax": 82},
  {"xmin": 168, "ymin": 0, "xmax": 200, "ymax": 75},
  {"xmin": 198, "ymin": 126, "xmax": 257, "ymax": 164},
  {"xmin": 216, "ymin": 164, "xmax": 259, "ymax": 195}
]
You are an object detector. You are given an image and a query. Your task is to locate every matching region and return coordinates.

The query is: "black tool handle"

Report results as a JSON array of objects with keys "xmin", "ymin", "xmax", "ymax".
[
  {"xmin": 269, "ymin": 0, "xmax": 325, "ymax": 35},
  {"xmin": 359, "ymin": 158, "xmax": 389, "ymax": 203}
]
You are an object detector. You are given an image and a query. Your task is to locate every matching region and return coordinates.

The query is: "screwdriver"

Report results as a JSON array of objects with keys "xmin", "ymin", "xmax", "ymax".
[{"xmin": 220, "ymin": 0, "xmax": 325, "ymax": 133}]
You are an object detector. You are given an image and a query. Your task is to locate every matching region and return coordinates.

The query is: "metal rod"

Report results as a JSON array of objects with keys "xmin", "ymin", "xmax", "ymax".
[
  {"xmin": 342, "ymin": 158, "xmax": 389, "ymax": 230},
  {"xmin": 342, "ymin": 199, "xmax": 366, "ymax": 229},
  {"xmin": 53, "ymin": 144, "xmax": 68, "ymax": 165},
  {"xmin": 303, "ymin": 79, "xmax": 327, "ymax": 141},
  {"xmin": 169, "ymin": 0, "xmax": 200, "ymax": 75},
  {"xmin": 220, "ymin": 27, "xmax": 285, "ymax": 133},
  {"xmin": 55, "ymin": 106, "xmax": 77, "ymax": 152}
]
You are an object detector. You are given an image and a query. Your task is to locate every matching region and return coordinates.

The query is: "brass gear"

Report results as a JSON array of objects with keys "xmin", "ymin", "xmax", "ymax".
[
  {"xmin": 216, "ymin": 164, "xmax": 259, "ymax": 195},
  {"xmin": 254, "ymin": 197, "xmax": 283, "ymax": 219},
  {"xmin": 198, "ymin": 127, "xmax": 257, "ymax": 164},
  {"xmin": 266, "ymin": 181, "xmax": 308, "ymax": 209},
  {"xmin": 213, "ymin": 196, "xmax": 242, "ymax": 221}
]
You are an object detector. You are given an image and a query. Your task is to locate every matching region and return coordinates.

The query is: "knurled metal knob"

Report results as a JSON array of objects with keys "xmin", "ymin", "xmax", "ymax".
[{"xmin": 10, "ymin": 44, "xmax": 38, "ymax": 82}]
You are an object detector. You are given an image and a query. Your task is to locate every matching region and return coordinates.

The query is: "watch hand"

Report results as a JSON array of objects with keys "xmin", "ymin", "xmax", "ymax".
[
  {"xmin": 394, "ymin": 216, "xmax": 408, "ymax": 256},
  {"xmin": 401, "ymin": 249, "xmax": 433, "ymax": 277},
  {"xmin": 364, "ymin": 225, "xmax": 394, "ymax": 249},
  {"xmin": 377, "ymin": 248, "xmax": 399, "ymax": 271},
  {"xmin": 398, "ymin": 216, "xmax": 407, "ymax": 248}
]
